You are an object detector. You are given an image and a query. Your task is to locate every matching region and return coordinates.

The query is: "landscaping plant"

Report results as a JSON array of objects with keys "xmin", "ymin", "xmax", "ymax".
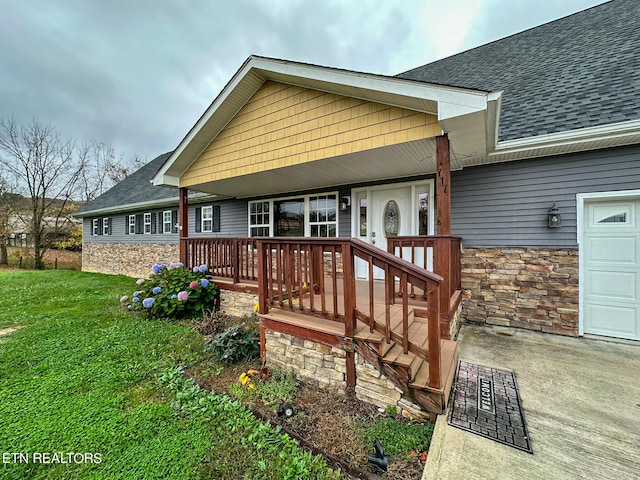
[
  {"xmin": 121, "ymin": 262, "xmax": 218, "ymax": 319},
  {"xmin": 207, "ymin": 321, "xmax": 260, "ymax": 364}
]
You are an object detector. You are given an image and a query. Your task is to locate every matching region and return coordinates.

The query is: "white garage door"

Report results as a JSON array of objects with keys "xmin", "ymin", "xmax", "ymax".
[{"xmin": 583, "ymin": 199, "xmax": 640, "ymax": 341}]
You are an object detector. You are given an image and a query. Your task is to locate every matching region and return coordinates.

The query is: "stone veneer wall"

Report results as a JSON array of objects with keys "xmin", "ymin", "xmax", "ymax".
[
  {"xmin": 461, "ymin": 247, "xmax": 579, "ymax": 336},
  {"xmin": 264, "ymin": 331, "xmax": 431, "ymax": 421},
  {"xmin": 220, "ymin": 291, "xmax": 259, "ymax": 318},
  {"xmin": 82, "ymin": 242, "xmax": 179, "ymax": 278}
]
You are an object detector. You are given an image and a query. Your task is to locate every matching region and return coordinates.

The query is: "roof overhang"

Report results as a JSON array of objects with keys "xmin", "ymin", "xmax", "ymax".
[{"xmin": 152, "ymin": 55, "xmax": 501, "ymax": 190}]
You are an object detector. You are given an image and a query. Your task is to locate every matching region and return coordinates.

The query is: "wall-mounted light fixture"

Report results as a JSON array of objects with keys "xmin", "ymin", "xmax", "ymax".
[
  {"xmin": 340, "ymin": 196, "xmax": 351, "ymax": 211},
  {"xmin": 548, "ymin": 202, "xmax": 561, "ymax": 228}
]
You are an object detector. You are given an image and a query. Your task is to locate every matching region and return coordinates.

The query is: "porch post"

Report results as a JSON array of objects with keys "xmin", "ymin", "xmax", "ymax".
[
  {"xmin": 436, "ymin": 134, "xmax": 451, "ymax": 235},
  {"xmin": 179, "ymin": 187, "xmax": 189, "ymax": 265}
]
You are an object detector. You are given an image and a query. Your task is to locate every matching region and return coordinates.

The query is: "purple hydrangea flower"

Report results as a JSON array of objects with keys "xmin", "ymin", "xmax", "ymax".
[
  {"xmin": 152, "ymin": 286, "xmax": 162, "ymax": 294},
  {"xmin": 198, "ymin": 265, "xmax": 208, "ymax": 273},
  {"xmin": 142, "ymin": 297, "xmax": 155, "ymax": 308},
  {"xmin": 177, "ymin": 291, "xmax": 188, "ymax": 301},
  {"xmin": 136, "ymin": 278, "xmax": 145, "ymax": 285},
  {"xmin": 133, "ymin": 291, "xmax": 141, "ymax": 297},
  {"xmin": 200, "ymin": 278, "xmax": 209, "ymax": 288},
  {"xmin": 132, "ymin": 297, "xmax": 140, "ymax": 303},
  {"xmin": 193, "ymin": 266, "xmax": 199, "ymax": 273},
  {"xmin": 120, "ymin": 295, "xmax": 128, "ymax": 303},
  {"xmin": 176, "ymin": 262, "xmax": 184, "ymax": 268}
]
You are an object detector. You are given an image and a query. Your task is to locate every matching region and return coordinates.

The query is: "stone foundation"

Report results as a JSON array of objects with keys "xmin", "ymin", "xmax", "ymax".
[
  {"xmin": 461, "ymin": 247, "xmax": 579, "ymax": 336},
  {"xmin": 82, "ymin": 242, "xmax": 179, "ymax": 278},
  {"xmin": 220, "ymin": 291, "xmax": 259, "ymax": 318},
  {"xmin": 263, "ymin": 330, "xmax": 431, "ymax": 421}
]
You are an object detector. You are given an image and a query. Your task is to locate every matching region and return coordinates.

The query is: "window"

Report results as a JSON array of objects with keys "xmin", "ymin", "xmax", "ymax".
[
  {"xmin": 92, "ymin": 219, "xmax": 99, "ymax": 236},
  {"xmin": 275, "ymin": 198, "xmax": 305, "ymax": 236},
  {"xmin": 358, "ymin": 196, "xmax": 367, "ymax": 237},
  {"xmin": 102, "ymin": 218, "xmax": 109, "ymax": 236},
  {"xmin": 144, "ymin": 213, "xmax": 152, "ymax": 234},
  {"xmin": 202, "ymin": 206, "xmax": 213, "ymax": 232},
  {"xmin": 598, "ymin": 213, "xmax": 627, "ymax": 223},
  {"xmin": 248, "ymin": 192, "xmax": 338, "ymax": 238},
  {"xmin": 163, "ymin": 210, "xmax": 172, "ymax": 233},
  {"xmin": 128, "ymin": 215, "xmax": 136, "ymax": 234},
  {"xmin": 418, "ymin": 192, "xmax": 429, "ymax": 235},
  {"xmin": 309, "ymin": 194, "xmax": 337, "ymax": 237},
  {"xmin": 249, "ymin": 201, "xmax": 270, "ymax": 237}
]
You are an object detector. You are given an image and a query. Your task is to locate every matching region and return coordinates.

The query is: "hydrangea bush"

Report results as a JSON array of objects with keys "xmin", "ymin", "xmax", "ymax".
[{"xmin": 121, "ymin": 262, "xmax": 218, "ymax": 319}]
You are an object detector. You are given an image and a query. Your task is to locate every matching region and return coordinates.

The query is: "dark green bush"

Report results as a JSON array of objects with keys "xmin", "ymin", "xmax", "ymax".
[{"xmin": 207, "ymin": 323, "xmax": 259, "ymax": 364}]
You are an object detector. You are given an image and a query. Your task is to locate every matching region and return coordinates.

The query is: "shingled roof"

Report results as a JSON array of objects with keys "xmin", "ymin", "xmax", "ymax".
[
  {"xmin": 74, "ymin": 152, "xmax": 177, "ymax": 216},
  {"xmin": 397, "ymin": 0, "xmax": 640, "ymax": 142}
]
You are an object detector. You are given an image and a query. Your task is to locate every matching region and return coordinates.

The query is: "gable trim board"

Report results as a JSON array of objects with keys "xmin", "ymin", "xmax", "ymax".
[
  {"xmin": 577, "ymin": 189, "xmax": 640, "ymax": 341},
  {"xmin": 152, "ymin": 56, "xmax": 500, "ymax": 190}
]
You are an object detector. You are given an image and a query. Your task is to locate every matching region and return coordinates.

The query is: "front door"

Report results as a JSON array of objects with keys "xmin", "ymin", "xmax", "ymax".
[{"xmin": 354, "ymin": 181, "xmax": 434, "ymax": 279}]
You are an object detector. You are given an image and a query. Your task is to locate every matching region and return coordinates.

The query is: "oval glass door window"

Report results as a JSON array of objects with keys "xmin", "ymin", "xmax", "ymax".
[{"xmin": 383, "ymin": 200, "xmax": 400, "ymax": 237}]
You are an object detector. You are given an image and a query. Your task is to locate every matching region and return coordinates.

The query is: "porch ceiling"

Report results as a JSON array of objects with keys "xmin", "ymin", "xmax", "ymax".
[{"xmin": 190, "ymin": 137, "xmax": 437, "ymax": 197}]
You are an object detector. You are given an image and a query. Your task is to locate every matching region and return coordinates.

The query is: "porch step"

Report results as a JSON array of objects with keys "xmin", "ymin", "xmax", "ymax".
[{"xmin": 353, "ymin": 304, "xmax": 458, "ymax": 414}]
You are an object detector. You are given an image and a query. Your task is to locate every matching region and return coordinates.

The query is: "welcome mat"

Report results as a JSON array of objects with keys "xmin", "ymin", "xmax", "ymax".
[{"xmin": 447, "ymin": 360, "xmax": 532, "ymax": 453}]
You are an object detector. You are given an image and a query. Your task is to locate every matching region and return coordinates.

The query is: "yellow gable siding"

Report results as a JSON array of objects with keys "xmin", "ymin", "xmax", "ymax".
[{"xmin": 181, "ymin": 81, "xmax": 441, "ymax": 187}]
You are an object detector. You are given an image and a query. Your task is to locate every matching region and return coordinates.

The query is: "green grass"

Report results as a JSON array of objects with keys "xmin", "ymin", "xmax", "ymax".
[{"xmin": 0, "ymin": 270, "xmax": 339, "ymax": 479}]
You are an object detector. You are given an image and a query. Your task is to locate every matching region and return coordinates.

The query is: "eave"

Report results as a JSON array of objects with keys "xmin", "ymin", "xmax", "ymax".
[{"xmin": 152, "ymin": 55, "xmax": 500, "ymax": 189}]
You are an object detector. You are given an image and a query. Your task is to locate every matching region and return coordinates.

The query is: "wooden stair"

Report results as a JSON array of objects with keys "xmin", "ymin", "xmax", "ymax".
[{"xmin": 354, "ymin": 305, "xmax": 458, "ymax": 415}]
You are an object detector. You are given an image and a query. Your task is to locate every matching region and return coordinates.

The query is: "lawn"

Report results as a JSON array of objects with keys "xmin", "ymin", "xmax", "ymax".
[{"xmin": 0, "ymin": 270, "xmax": 339, "ymax": 479}]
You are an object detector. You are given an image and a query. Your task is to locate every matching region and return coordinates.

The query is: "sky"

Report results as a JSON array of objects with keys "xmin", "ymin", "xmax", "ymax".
[{"xmin": 0, "ymin": 0, "xmax": 608, "ymax": 163}]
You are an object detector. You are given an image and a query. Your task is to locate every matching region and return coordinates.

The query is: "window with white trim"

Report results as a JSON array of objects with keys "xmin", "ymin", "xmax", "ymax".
[
  {"xmin": 163, "ymin": 210, "xmax": 172, "ymax": 233},
  {"xmin": 144, "ymin": 213, "xmax": 152, "ymax": 234},
  {"xmin": 102, "ymin": 218, "xmax": 109, "ymax": 236},
  {"xmin": 92, "ymin": 219, "xmax": 99, "ymax": 236},
  {"xmin": 309, "ymin": 194, "xmax": 337, "ymax": 237},
  {"xmin": 128, "ymin": 215, "xmax": 136, "ymax": 234},
  {"xmin": 248, "ymin": 192, "xmax": 338, "ymax": 238},
  {"xmin": 249, "ymin": 201, "xmax": 270, "ymax": 237},
  {"xmin": 202, "ymin": 206, "xmax": 213, "ymax": 232}
]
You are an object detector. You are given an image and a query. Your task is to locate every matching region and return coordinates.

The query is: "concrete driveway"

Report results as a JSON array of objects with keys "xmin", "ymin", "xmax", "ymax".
[{"xmin": 423, "ymin": 324, "xmax": 640, "ymax": 480}]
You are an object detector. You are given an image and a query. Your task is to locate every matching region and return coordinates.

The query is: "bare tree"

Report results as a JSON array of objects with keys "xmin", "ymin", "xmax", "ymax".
[
  {"xmin": 0, "ymin": 117, "xmax": 87, "ymax": 269},
  {"xmin": 0, "ymin": 171, "xmax": 20, "ymax": 265},
  {"xmin": 77, "ymin": 141, "xmax": 147, "ymax": 202}
]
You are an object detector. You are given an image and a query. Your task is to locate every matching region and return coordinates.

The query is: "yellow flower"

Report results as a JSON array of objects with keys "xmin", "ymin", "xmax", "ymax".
[
  {"xmin": 247, "ymin": 369, "xmax": 260, "ymax": 376},
  {"xmin": 239, "ymin": 372, "xmax": 250, "ymax": 385},
  {"xmin": 253, "ymin": 303, "xmax": 259, "ymax": 313},
  {"xmin": 247, "ymin": 384, "xmax": 255, "ymax": 390}
]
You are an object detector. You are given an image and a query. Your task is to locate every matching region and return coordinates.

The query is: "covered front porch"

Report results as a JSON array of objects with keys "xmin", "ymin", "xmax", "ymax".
[
  {"xmin": 150, "ymin": 56, "xmax": 499, "ymax": 415},
  {"xmin": 178, "ymin": 233, "xmax": 462, "ymax": 415}
]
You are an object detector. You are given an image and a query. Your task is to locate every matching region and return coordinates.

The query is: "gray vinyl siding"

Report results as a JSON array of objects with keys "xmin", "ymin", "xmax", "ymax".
[
  {"xmin": 338, "ymin": 186, "xmax": 352, "ymax": 237},
  {"xmin": 451, "ymin": 144, "xmax": 640, "ymax": 248},
  {"xmin": 190, "ymin": 199, "xmax": 247, "ymax": 237},
  {"xmin": 83, "ymin": 209, "xmax": 179, "ymax": 244}
]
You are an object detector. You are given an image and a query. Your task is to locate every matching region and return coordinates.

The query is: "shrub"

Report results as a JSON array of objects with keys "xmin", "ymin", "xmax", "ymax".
[
  {"xmin": 121, "ymin": 262, "xmax": 218, "ymax": 319},
  {"xmin": 193, "ymin": 310, "xmax": 234, "ymax": 336},
  {"xmin": 207, "ymin": 323, "xmax": 259, "ymax": 364}
]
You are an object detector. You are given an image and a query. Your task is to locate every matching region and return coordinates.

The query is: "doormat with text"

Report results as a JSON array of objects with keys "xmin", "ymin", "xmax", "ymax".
[{"xmin": 447, "ymin": 360, "xmax": 532, "ymax": 453}]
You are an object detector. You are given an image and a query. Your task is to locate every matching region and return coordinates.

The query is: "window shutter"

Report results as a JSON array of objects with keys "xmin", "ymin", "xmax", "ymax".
[
  {"xmin": 135, "ymin": 214, "xmax": 143, "ymax": 234},
  {"xmin": 172, "ymin": 210, "xmax": 178, "ymax": 234},
  {"xmin": 108, "ymin": 218, "xmax": 112, "ymax": 236},
  {"xmin": 125, "ymin": 216, "xmax": 129, "ymax": 235},
  {"xmin": 213, "ymin": 206, "xmax": 221, "ymax": 233},
  {"xmin": 195, "ymin": 207, "xmax": 202, "ymax": 233}
]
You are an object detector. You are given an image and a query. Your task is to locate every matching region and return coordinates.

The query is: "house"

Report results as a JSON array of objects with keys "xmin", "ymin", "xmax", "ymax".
[{"xmin": 74, "ymin": 0, "xmax": 640, "ymax": 417}]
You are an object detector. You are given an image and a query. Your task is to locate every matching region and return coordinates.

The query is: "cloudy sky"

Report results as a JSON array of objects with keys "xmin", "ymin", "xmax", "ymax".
[{"xmin": 0, "ymin": 0, "xmax": 607, "ymax": 162}]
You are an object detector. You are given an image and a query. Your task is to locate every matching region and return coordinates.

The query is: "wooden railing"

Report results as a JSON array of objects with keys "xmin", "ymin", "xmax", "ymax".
[
  {"xmin": 256, "ymin": 237, "xmax": 444, "ymax": 389},
  {"xmin": 182, "ymin": 238, "xmax": 258, "ymax": 283},
  {"xmin": 387, "ymin": 235, "xmax": 462, "ymax": 334}
]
